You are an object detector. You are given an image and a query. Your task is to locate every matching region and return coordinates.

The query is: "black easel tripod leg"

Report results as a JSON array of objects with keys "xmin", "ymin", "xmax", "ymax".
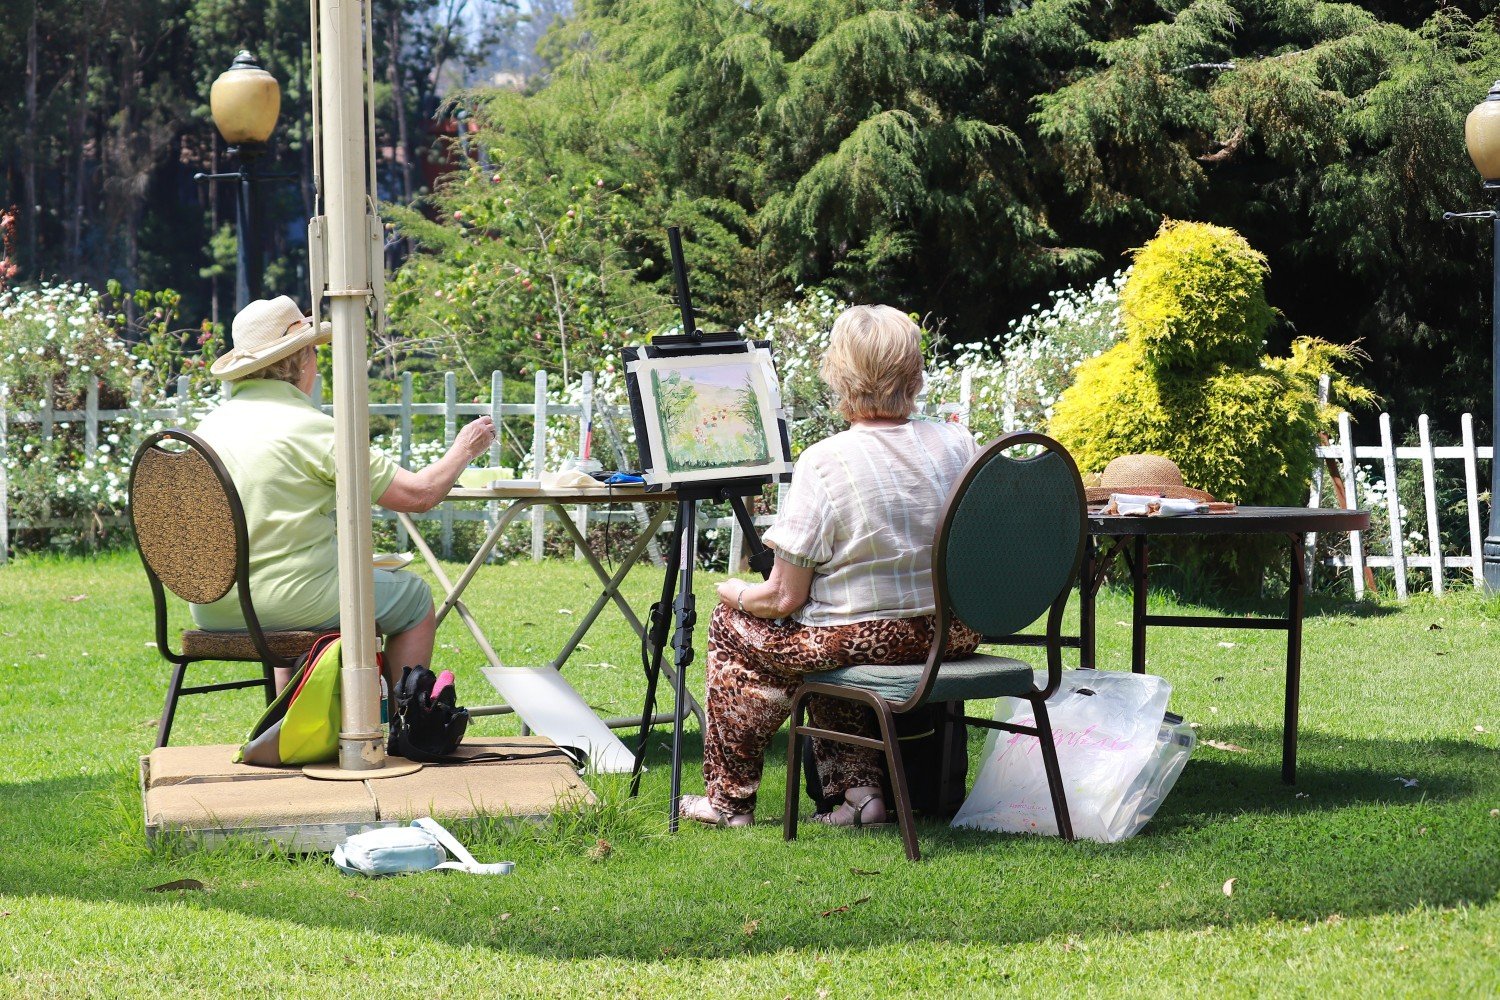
[
  {"xmin": 728, "ymin": 494, "xmax": 774, "ymax": 579},
  {"xmin": 668, "ymin": 500, "xmax": 699, "ymax": 833},
  {"xmin": 629, "ymin": 492, "xmax": 766, "ymax": 821},
  {"xmin": 629, "ymin": 510, "xmax": 685, "ymax": 797}
]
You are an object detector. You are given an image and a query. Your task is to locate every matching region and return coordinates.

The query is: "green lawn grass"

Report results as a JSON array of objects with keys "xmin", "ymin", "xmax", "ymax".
[{"xmin": 0, "ymin": 550, "xmax": 1496, "ymax": 997}]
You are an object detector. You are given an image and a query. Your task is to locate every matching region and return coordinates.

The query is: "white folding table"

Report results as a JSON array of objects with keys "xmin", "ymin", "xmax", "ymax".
[{"xmin": 394, "ymin": 484, "xmax": 704, "ymax": 749}]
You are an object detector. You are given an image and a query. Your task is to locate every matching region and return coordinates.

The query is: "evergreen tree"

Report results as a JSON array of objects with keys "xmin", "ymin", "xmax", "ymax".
[
  {"xmin": 392, "ymin": 0, "xmax": 1500, "ymax": 423},
  {"xmin": 1035, "ymin": 1, "xmax": 1500, "ymax": 420}
]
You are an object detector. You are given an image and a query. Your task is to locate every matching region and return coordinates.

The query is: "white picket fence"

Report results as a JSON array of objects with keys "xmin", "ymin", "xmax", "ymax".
[
  {"xmin": 1, "ymin": 367, "xmax": 1493, "ymax": 599},
  {"xmin": 1310, "ymin": 410, "xmax": 1492, "ymax": 599},
  {"xmin": 0, "ymin": 369, "xmax": 773, "ymax": 568}
]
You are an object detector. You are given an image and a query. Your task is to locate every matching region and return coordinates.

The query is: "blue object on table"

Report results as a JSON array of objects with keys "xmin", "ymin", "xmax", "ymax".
[{"xmin": 604, "ymin": 472, "xmax": 645, "ymax": 485}]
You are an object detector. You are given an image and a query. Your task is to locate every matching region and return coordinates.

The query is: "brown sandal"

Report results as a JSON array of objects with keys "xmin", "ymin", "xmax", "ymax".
[{"xmin": 810, "ymin": 792, "xmax": 890, "ymax": 829}]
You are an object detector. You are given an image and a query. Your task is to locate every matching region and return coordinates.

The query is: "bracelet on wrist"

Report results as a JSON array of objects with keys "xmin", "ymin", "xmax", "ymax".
[{"xmin": 736, "ymin": 583, "xmax": 749, "ymax": 613}]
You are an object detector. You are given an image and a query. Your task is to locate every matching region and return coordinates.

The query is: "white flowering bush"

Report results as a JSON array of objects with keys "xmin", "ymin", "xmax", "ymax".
[
  {"xmin": 1354, "ymin": 465, "xmax": 1416, "ymax": 553},
  {"xmin": 530, "ymin": 277, "xmax": 1128, "ymax": 466},
  {"xmin": 733, "ymin": 275, "xmax": 1126, "ymax": 452},
  {"xmin": 1309, "ymin": 462, "xmax": 1414, "ymax": 588},
  {"xmin": 1356, "ymin": 461, "xmax": 1455, "ymax": 567},
  {"xmin": 0, "ymin": 283, "xmax": 147, "ymax": 402},
  {"xmin": 740, "ymin": 288, "xmax": 849, "ymax": 453},
  {"xmin": 0, "ymin": 284, "xmax": 154, "ymax": 544},
  {"xmin": 0, "ymin": 283, "xmax": 223, "ymax": 552},
  {"xmin": 371, "ymin": 434, "xmax": 451, "ymax": 471},
  {"xmin": 0, "ymin": 272, "xmax": 1126, "ymax": 557},
  {"xmin": 926, "ymin": 270, "xmax": 1126, "ymax": 442}
]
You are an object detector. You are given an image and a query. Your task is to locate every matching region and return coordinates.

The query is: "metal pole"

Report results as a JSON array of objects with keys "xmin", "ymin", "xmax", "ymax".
[
  {"xmin": 1486, "ymin": 207, "xmax": 1500, "ymax": 591},
  {"xmin": 319, "ymin": 0, "xmax": 383, "ymax": 771},
  {"xmin": 196, "ymin": 148, "xmax": 285, "ymax": 349},
  {"xmin": 236, "ymin": 154, "xmax": 266, "ymax": 310},
  {"xmin": 234, "ymin": 162, "xmax": 252, "ymax": 314},
  {"xmin": 1442, "ymin": 179, "xmax": 1500, "ymax": 591}
]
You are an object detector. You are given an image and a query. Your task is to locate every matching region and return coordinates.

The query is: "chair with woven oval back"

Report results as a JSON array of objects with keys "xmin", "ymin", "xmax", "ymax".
[
  {"xmin": 129, "ymin": 429, "xmax": 324, "ymax": 748},
  {"xmin": 783, "ymin": 431, "xmax": 1087, "ymax": 861}
]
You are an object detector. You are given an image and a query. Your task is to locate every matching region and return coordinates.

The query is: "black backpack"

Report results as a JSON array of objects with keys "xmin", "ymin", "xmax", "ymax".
[
  {"xmin": 386, "ymin": 666, "xmax": 589, "ymax": 770},
  {"xmin": 388, "ymin": 666, "xmax": 471, "ymax": 762},
  {"xmin": 804, "ymin": 701, "xmax": 968, "ymax": 818}
]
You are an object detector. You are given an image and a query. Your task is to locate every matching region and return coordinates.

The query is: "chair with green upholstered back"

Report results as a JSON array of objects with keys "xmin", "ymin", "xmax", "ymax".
[
  {"xmin": 129, "ymin": 429, "xmax": 323, "ymax": 748},
  {"xmin": 782, "ymin": 431, "xmax": 1086, "ymax": 860}
]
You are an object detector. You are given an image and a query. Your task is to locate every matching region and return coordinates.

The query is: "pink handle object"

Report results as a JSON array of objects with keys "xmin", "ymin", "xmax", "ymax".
[{"xmin": 431, "ymin": 670, "xmax": 456, "ymax": 704}]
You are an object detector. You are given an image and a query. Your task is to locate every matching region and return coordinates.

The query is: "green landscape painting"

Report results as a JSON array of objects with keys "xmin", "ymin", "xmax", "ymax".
[{"xmin": 649, "ymin": 364, "xmax": 771, "ymax": 475}]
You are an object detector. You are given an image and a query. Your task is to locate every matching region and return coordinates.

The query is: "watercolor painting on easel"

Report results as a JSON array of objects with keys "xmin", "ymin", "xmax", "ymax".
[
  {"xmin": 629, "ymin": 349, "xmax": 790, "ymax": 487},
  {"xmin": 652, "ymin": 363, "xmax": 768, "ymax": 472}
]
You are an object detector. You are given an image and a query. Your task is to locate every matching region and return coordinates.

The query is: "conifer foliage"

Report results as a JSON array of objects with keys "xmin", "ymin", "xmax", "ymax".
[
  {"xmin": 394, "ymin": 0, "xmax": 1100, "ymax": 341},
  {"xmin": 394, "ymin": 0, "xmax": 1500, "ymax": 423}
]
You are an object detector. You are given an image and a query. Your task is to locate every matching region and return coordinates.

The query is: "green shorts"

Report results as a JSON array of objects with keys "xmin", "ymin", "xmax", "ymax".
[{"xmin": 308, "ymin": 569, "xmax": 433, "ymax": 636}]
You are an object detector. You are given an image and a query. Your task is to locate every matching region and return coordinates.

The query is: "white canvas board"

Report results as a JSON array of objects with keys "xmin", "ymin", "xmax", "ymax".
[
  {"xmin": 627, "ymin": 347, "xmax": 791, "ymax": 487},
  {"xmin": 480, "ymin": 665, "xmax": 636, "ymax": 773}
]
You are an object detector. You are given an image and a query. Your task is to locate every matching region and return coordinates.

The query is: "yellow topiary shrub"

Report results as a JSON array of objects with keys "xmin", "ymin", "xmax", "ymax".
[
  {"xmin": 1049, "ymin": 220, "xmax": 1370, "ymax": 508},
  {"xmin": 1122, "ymin": 219, "xmax": 1273, "ymax": 371}
]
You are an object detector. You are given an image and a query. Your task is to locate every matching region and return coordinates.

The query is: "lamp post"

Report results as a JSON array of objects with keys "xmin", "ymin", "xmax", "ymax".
[
  {"xmin": 194, "ymin": 51, "xmax": 286, "ymax": 342},
  {"xmin": 1444, "ymin": 80, "xmax": 1500, "ymax": 591}
]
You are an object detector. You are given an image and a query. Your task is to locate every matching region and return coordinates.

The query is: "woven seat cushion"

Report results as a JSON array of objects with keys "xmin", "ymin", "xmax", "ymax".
[
  {"xmin": 811, "ymin": 653, "xmax": 1035, "ymax": 704},
  {"xmin": 181, "ymin": 629, "xmax": 324, "ymax": 661}
]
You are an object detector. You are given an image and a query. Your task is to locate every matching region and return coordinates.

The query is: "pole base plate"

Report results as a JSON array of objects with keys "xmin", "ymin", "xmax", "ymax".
[{"xmin": 303, "ymin": 759, "xmax": 423, "ymax": 781}]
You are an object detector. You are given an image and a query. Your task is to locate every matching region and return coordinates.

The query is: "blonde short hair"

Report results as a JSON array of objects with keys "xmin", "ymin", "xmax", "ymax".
[
  {"xmin": 237, "ymin": 344, "xmax": 313, "ymax": 386},
  {"xmin": 820, "ymin": 305, "xmax": 924, "ymax": 421}
]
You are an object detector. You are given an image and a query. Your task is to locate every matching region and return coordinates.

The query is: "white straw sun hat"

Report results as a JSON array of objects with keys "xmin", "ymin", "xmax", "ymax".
[{"xmin": 210, "ymin": 296, "xmax": 332, "ymax": 379}]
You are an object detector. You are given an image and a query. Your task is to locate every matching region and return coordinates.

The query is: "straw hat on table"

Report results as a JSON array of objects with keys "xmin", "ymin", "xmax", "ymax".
[
  {"xmin": 210, "ymin": 296, "xmax": 331, "ymax": 380},
  {"xmin": 1084, "ymin": 454, "xmax": 1215, "ymax": 504}
]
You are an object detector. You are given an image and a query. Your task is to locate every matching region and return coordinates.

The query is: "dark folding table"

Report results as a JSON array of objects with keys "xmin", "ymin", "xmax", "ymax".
[{"xmin": 1013, "ymin": 507, "xmax": 1370, "ymax": 784}]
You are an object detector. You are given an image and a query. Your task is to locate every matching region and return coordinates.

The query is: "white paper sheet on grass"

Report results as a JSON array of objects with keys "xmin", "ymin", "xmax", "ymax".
[{"xmin": 480, "ymin": 666, "xmax": 636, "ymax": 773}]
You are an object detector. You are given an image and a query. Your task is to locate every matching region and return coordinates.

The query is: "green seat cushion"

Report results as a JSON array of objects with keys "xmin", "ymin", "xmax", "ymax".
[{"xmin": 811, "ymin": 653, "xmax": 1035, "ymax": 704}]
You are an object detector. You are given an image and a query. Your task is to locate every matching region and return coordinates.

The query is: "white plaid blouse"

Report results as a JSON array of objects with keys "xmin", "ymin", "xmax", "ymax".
[{"xmin": 763, "ymin": 419, "xmax": 978, "ymax": 627}]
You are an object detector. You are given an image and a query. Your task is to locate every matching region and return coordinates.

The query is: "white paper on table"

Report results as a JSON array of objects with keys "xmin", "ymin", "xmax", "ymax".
[
  {"xmin": 1110, "ymin": 493, "xmax": 1207, "ymax": 517},
  {"xmin": 480, "ymin": 666, "xmax": 636, "ymax": 773}
]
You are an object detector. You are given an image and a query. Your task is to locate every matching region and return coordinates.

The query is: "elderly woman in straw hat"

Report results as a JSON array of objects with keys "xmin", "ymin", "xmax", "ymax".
[
  {"xmin": 192, "ymin": 296, "xmax": 496, "ymax": 692},
  {"xmin": 678, "ymin": 304, "xmax": 984, "ymax": 829}
]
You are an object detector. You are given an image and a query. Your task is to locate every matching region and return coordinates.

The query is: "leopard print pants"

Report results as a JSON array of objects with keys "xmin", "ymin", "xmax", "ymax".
[{"xmin": 701, "ymin": 603, "xmax": 980, "ymax": 816}]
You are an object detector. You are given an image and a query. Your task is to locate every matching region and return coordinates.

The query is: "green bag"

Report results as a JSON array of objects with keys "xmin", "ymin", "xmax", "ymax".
[{"xmin": 238, "ymin": 634, "xmax": 343, "ymax": 766}]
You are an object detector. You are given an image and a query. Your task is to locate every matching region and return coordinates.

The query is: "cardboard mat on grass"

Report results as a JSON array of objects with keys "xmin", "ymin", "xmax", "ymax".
[{"xmin": 142, "ymin": 736, "xmax": 592, "ymax": 851}]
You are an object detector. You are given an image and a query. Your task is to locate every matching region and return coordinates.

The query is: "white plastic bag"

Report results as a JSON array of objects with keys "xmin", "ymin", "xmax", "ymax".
[{"xmin": 951, "ymin": 669, "xmax": 1195, "ymax": 843}]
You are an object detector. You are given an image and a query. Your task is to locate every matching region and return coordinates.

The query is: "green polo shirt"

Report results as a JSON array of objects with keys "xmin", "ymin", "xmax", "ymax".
[{"xmin": 189, "ymin": 379, "xmax": 401, "ymax": 632}]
